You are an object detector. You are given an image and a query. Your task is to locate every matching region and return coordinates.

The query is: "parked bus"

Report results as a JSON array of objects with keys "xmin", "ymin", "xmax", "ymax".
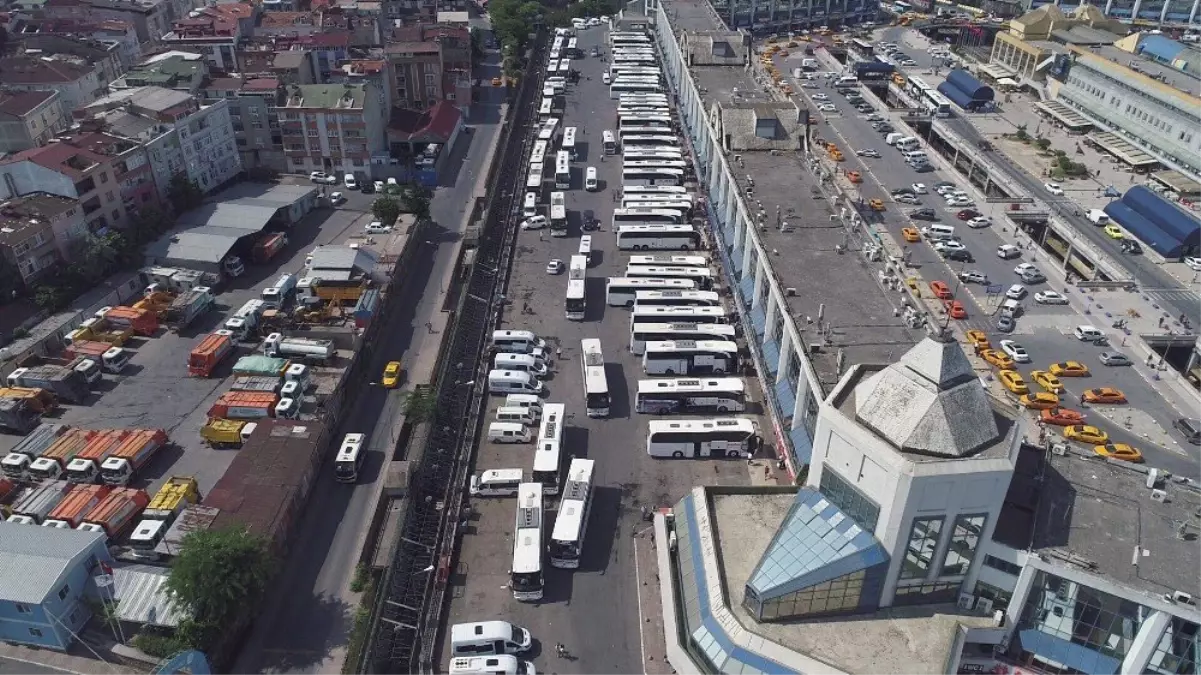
[
  {"xmin": 642, "ymin": 339, "xmax": 740, "ymax": 375},
  {"xmin": 610, "ymin": 65, "xmax": 662, "ymax": 78},
  {"xmin": 630, "ymin": 305, "xmax": 728, "ymax": 326},
  {"xmin": 606, "ymin": 277, "xmax": 697, "ymax": 307},
  {"xmin": 850, "ymin": 38, "xmax": 874, "ymax": 56},
  {"xmin": 629, "ymin": 322, "xmax": 737, "ymax": 354},
  {"xmin": 549, "ymin": 458, "xmax": 595, "ymax": 569},
  {"xmin": 526, "ymin": 162, "xmax": 544, "ymax": 193},
  {"xmin": 538, "ymin": 97, "xmax": 553, "ymax": 118},
  {"xmin": 618, "ymin": 115, "xmax": 673, "ymax": 130},
  {"xmin": 611, "ymin": 32, "xmax": 652, "ymax": 45},
  {"xmin": 634, "ymin": 289, "xmax": 721, "ymax": 307},
  {"xmin": 923, "ymin": 89, "xmax": 953, "ymax": 118},
  {"xmin": 333, "ymin": 433, "xmax": 366, "ymax": 483},
  {"xmin": 537, "ymin": 117, "xmax": 561, "ymax": 143},
  {"xmin": 532, "ymin": 403, "xmax": 565, "ymax": 494},
  {"xmin": 617, "ymin": 106, "xmax": 671, "ymax": 119},
  {"xmin": 629, "ymin": 254, "xmax": 708, "ymax": 267},
  {"xmin": 619, "ymin": 134, "xmax": 679, "ymax": 148},
  {"xmin": 645, "ymin": 418, "xmax": 759, "ymax": 458},
  {"xmin": 530, "ymin": 139, "xmax": 549, "ymax": 165},
  {"xmin": 511, "ymin": 483, "xmax": 544, "ymax": 601},
  {"xmin": 580, "ymin": 338, "xmax": 610, "ymax": 417},
  {"xmin": 609, "ymin": 81, "xmax": 663, "ymax": 98},
  {"xmin": 620, "ymin": 167, "xmax": 685, "ymax": 187},
  {"xmin": 614, "ymin": 207, "xmax": 687, "ymax": 225},
  {"xmin": 624, "ymin": 159, "xmax": 689, "ymax": 170},
  {"xmin": 624, "ymin": 265, "xmax": 715, "ymax": 289},
  {"xmin": 622, "ymin": 184, "xmax": 689, "ymax": 196},
  {"xmin": 612, "ymin": 53, "xmax": 657, "ymax": 64},
  {"xmin": 622, "ymin": 148, "xmax": 684, "ymax": 161},
  {"xmin": 602, "ymin": 130, "xmax": 618, "ymax": 155},
  {"xmin": 619, "ymin": 200, "xmax": 694, "ymax": 215},
  {"xmin": 555, "ymin": 150, "xmax": 571, "ymax": 189},
  {"xmin": 635, "ymin": 377, "xmax": 747, "ymax": 414},
  {"xmin": 549, "ymin": 191, "xmax": 567, "ymax": 235},
  {"xmin": 566, "ymin": 255, "xmax": 587, "ymax": 320},
  {"xmin": 562, "ymin": 126, "xmax": 578, "ymax": 160},
  {"xmin": 616, "ymin": 223, "xmax": 700, "ymax": 250},
  {"xmin": 618, "ymin": 95, "xmax": 668, "ymax": 106},
  {"xmin": 566, "ymin": 37, "xmax": 580, "ymax": 57}
]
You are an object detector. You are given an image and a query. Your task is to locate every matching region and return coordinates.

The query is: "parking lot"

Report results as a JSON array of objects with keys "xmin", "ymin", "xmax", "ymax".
[
  {"xmin": 441, "ymin": 25, "xmax": 763, "ymax": 674},
  {"xmin": 775, "ymin": 43, "xmax": 1199, "ymax": 477}
]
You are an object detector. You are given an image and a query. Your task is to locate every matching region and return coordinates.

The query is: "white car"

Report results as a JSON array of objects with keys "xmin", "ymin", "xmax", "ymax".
[
  {"xmin": 310, "ymin": 171, "xmax": 332, "ymax": 183},
  {"xmin": 373, "ymin": 180, "xmax": 385, "ymax": 192},
  {"xmin": 1185, "ymin": 256, "xmax": 1201, "ymax": 271},
  {"xmin": 959, "ymin": 271, "xmax": 988, "ymax": 284},
  {"xmin": 997, "ymin": 244, "xmax": 1021, "ymax": 259},
  {"xmin": 343, "ymin": 174, "xmax": 358, "ymax": 190},
  {"xmin": 896, "ymin": 194, "xmax": 921, "ymax": 205},
  {"xmin": 802, "ymin": 82, "xmax": 819, "ymax": 89},
  {"xmin": 546, "ymin": 259, "xmax": 564, "ymax": 274},
  {"xmin": 818, "ymin": 103, "xmax": 837, "ymax": 112},
  {"xmin": 329, "ymin": 191, "xmax": 345, "ymax": 204},
  {"xmin": 1044, "ymin": 182, "xmax": 1064, "ymax": 196},
  {"xmin": 857, "ymin": 148, "xmax": 881, "ymax": 157},
  {"xmin": 967, "ymin": 216, "xmax": 991, "ymax": 229},
  {"xmin": 812, "ymin": 93, "xmax": 830, "ymax": 101},
  {"xmin": 365, "ymin": 221, "xmax": 392, "ymax": 234},
  {"xmin": 934, "ymin": 240, "xmax": 966, "ymax": 253},
  {"xmin": 521, "ymin": 215, "xmax": 548, "ymax": 230},
  {"xmin": 949, "ymin": 196, "xmax": 974, "ymax": 207},
  {"xmin": 1005, "ymin": 284, "xmax": 1027, "ymax": 300},
  {"xmin": 934, "ymin": 185, "xmax": 955, "ymax": 196},
  {"xmin": 1013, "ymin": 263, "xmax": 1039, "ymax": 276},
  {"xmin": 998, "ymin": 339, "xmax": 1030, "ymax": 363},
  {"xmin": 911, "ymin": 183, "xmax": 928, "ymax": 194},
  {"xmin": 1035, "ymin": 290, "xmax": 1069, "ymax": 305}
]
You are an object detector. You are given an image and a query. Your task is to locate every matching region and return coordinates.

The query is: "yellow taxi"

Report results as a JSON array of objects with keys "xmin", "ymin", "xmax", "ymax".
[
  {"xmin": 998, "ymin": 369, "xmax": 1029, "ymax": 395},
  {"xmin": 1019, "ymin": 392, "xmax": 1060, "ymax": 410},
  {"xmin": 980, "ymin": 349, "xmax": 1014, "ymax": 369},
  {"xmin": 1049, "ymin": 361, "xmax": 1089, "ymax": 377},
  {"xmin": 1030, "ymin": 370, "xmax": 1063, "ymax": 394},
  {"xmin": 965, "ymin": 330, "xmax": 989, "ymax": 350},
  {"xmin": 1064, "ymin": 425, "xmax": 1108, "ymax": 444},
  {"xmin": 1093, "ymin": 443, "xmax": 1144, "ymax": 463},
  {"xmin": 1103, "ymin": 224, "xmax": 1125, "ymax": 239},
  {"xmin": 869, "ymin": 198, "xmax": 885, "ymax": 211},
  {"xmin": 901, "ymin": 226, "xmax": 920, "ymax": 242},
  {"xmin": 381, "ymin": 360, "xmax": 403, "ymax": 388},
  {"xmin": 1083, "ymin": 387, "xmax": 1127, "ymax": 404}
]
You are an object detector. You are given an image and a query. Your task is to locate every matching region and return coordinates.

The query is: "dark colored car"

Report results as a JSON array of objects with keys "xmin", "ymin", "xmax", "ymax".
[
  {"xmin": 876, "ymin": 124, "xmax": 895, "ymax": 133},
  {"xmin": 956, "ymin": 209, "xmax": 981, "ymax": 220},
  {"xmin": 1121, "ymin": 239, "xmax": 1142, "ymax": 254},
  {"xmin": 1174, "ymin": 418, "xmax": 1201, "ymax": 445},
  {"xmin": 582, "ymin": 209, "xmax": 600, "ymax": 231},
  {"xmin": 361, "ymin": 181, "xmax": 374, "ymax": 194},
  {"xmin": 909, "ymin": 208, "xmax": 938, "ymax": 220},
  {"xmin": 945, "ymin": 248, "xmax": 974, "ymax": 263},
  {"xmin": 892, "ymin": 187, "xmax": 915, "ymax": 196},
  {"xmin": 913, "ymin": 164, "xmax": 935, "ymax": 173}
]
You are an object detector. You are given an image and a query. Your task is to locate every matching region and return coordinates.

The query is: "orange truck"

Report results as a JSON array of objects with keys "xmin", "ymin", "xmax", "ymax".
[
  {"xmin": 96, "ymin": 305, "xmax": 158, "ymax": 337},
  {"xmin": 0, "ymin": 387, "xmax": 58, "ymax": 413},
  {"xmin": 64, "ymin": 429, "xmax": 132, "ymax": 483},
  {"xmin": 27, "ymin": 428, "xmax": 98, "ymax": 482},
  {"xmin": 188, "ymin": 331, "xmax": 235, "ymax": 377},
  {"xmin": 99, "ymin": 428, "xmax": 169, "ymax": 486},
  {"xmin": 133, "ymin": 291, "xmax": 175, "ymax": 319},
  {"xmin": 78, "ymin": 487, "xmax": 150, "ymax": 538},
  {"xmin": 207, "ymin": 391, "xmax": 279, "ymax": 420},
  {"xmin": 44, "ymin": 483, "xmax": 113, "ymax": 528}
]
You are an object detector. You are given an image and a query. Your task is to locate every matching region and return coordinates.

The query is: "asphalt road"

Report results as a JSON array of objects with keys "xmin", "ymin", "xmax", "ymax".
[
  {"xmin": 231, "ymin": 45, "xmax": 507, "ymax": 675},
  {"xmin": 0, "ymin": 657, "xmax": 69, "ymax": 675},
  {"xmin": 440, "ymin": 26, "xmax": 753, "ymax": 674}
]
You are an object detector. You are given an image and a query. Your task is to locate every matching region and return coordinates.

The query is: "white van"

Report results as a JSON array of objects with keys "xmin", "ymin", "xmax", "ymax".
[
  {"xmin": 1074, "ymin": 325, "xmax": 1105, "ymax": 342},
  {"xmin": 523, "ymin": 192, "xmax": 537, "ymax": 218},
  {"xmin": 469, "ymin": 468, "xmax": 525, "ymax": 497},
  {"xmin": 571, "ymin": 17, "xmax": 586, "ymax": 28},
  {"xmin": 261, "ymin": 273, "xmax": 297, "ymax": 308},
  {"xmin": 834, "ymin": 75, "xmax": 859, "ymax": 87},
  {"xmin": 496, "ymin": 406, "xmax": 538, "ymax": 426},
  {"xmin": 602, "ymin": 71, "xmax": 611, "ymax": 84},
  {"xmin": 921, "ymin": 224, "xmax": 956, "ymax": 241},
  {"xmin": 504, "ymin": 394, "xmax": 543, "ymax": 417},
  {"xmin": 450, "ymin": 621, "xmax": 533, "ymax": 656},
  {"xmin": 488, "ymin": 370, "xmax": 544, "ymax": 394},
  {"xmin": 449, "ymin": 655, "xmax": 534, "ymax": 675},
  {"xmin": 494, "ymin": 353, "xmax": 549, "ymax": 376},
  {"xmin": 895, "ymin": 137, "xmax": 921, "ymax": 152},
  {"xmin": 343, "ymin": 174, "xmax": 358, "ymax": 189},
  {"xmin": 491, "ymin": 330, "xmax": 547, "ymax": 355},
  {"xmin": 578, "ymin": 235, "xmax": 592, "ymax": 262},
  {"xmin": 1000, "ymin": 298, "xmax": 1023, "ymax": 318},
  {"xmin": 488, "ymin": 422, "xmax": 532, "ymax": 443},
  {"xmin": 902, "ymin": 150, "xmax": 928, "ymax": 163},
  {"xmin": 585, "ymin": 166, "xmax": 598, "ymax": 191}
]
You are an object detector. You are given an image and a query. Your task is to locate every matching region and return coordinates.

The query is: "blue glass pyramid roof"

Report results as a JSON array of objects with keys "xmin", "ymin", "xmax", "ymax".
[{"xmin": 747, "ymin": 487, "xmax": 889, "ymax": 600}]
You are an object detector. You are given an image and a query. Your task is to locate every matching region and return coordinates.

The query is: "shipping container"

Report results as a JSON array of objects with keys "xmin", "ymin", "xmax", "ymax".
[
  {"xmin": 45, "ymin": 483, "xmax": 113, "ymax": 527},
  {"xmin": 80, "ymin": 486, "xmax": 150, "ymax": 537},
  {"xmin": 11, "ymin": 479, "xmax": 73, "ymax": 522},
  {"xmin": 208, "ymin": 391, "xmax": 280, "ymax": 420}
]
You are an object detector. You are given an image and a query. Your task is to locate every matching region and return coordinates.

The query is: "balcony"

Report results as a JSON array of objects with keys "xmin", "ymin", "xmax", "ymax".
[{"xmin": 82, "ymin": 197, "xmax": 103, "ymax": 216}]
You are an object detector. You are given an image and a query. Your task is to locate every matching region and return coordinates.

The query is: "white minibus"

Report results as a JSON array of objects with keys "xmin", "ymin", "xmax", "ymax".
[{"xmin": 469, "ymin": 468, "xmax": 525, "ymax": 497}]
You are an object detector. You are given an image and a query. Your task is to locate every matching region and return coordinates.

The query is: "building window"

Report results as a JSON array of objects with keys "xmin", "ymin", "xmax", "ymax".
[
  {"xmin": 982, "ymin": 554, "xmax": 1022, "ymax": 576},
  {"xmin": 818, "ymin": 467, "xmax": 880, "ymax": 532},
  {"xmin": 893, "ymin": 580, "xmax": 961, "ymax": 606},
  {"xmin": 15, "ymin": 603, "xmax": 31, "ymax": 614},
  {"xmin": 900, "ymin": 516, "xmax": 943, "ymax": 580},
  {"xmin": 940, "ymin": 514, "xmax": 985, "ymax": 577},
  {"xmin": 58, "ymin": 584, "xmax": 70, "ymax": 600},
  {"xmin": 1016, "ymin": 571, "xmax": 1145, "ymax": 671},
  {"xmin": 424, "ymin": 73, "xmax": 435, "ymax": 84},
  {"xmin": 973, "ymin": 581, "xmax": 1013, "ymax": 611},
  {"xmin": 1147, "ymin": 617, "xmax": 1199, "ymax": 675},
  {"xmin": 28, "ymin": 628, "xmax": 43, "ymax": 638}
]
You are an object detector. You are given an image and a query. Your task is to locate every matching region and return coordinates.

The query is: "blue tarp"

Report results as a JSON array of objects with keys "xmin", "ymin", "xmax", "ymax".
[
  {"xmin": 1104, "ymin": 201, "xmax": 1184, "ymax": 258},
  {"xmin": 1121, "ymin": 186, "xmax": 1201, "ymax": 249},
  {"xmin": 946, "ymin": 69, "xmax": 995, "ymax": 102}
]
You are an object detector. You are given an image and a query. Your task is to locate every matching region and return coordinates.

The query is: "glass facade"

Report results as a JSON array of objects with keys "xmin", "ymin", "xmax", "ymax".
[
  {"xmin": 893, "ymin": 580, "xmax": 962, "ymax": 606},
  {"xmin": 818, "ymin": 467, "xmax": 880, "ymax": 532},
  {"xmin": 973, "ymin": 581, "xmax": 1013, "ymax": 611},
  {"xmin": 941, "ymin": 514, "xmax": 986, "ymax": 577},
  {"xmin": 1148, "ymin": 617, "xmax": 1199, "ymax": 675},
  {"xmin": 746, "ymin": 565, "xmax": 888, "ymax": 621},
  {"xmin": 900, "ymin": 517, "xmax": 943, "ymax": 580}
]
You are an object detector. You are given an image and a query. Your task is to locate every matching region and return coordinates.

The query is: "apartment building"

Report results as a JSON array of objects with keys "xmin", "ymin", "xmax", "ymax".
[
  {"xmin": 0, "ymin": 90, "xmax": 72, "ymax": 154},
  {"xmin": 160, "ymin": 2, "xmax": 255, "ymax": 72},
  {"xmin": 275, "ymin": 83, "xmax": 385, "ymax": 178},
  {"xmin": 110, "ymin": 51, "xmax": 208, "ymax": 92},
  {"xmin": 43, "ymin": 0, "xmax": 196, "ymax": 44},
  {"xmin": 238, "ymin": 42, "xmax": 320, "ymax": 85},
  {"xmin": 0, "ymin": 193, "xmax": 87, "ymax": 284},
  {"xmin": 13, "ymin": 34, "xmax": 127, "ymax": 89},
  {"xmin": 384, "ymin": 23, "xmax": 471, "ymax": 111},
  {"xmin": 201, "ymin": 76, "xmax": 286, "ymax": 172},
  {"xmin": 1026, "ymin": 0, "xmax": 1198, "ymax": 25},
  {"xmin": 0, "ymin": 54, "xmax": 104, "ymax": 111},
  {"xmin": 80, "ymin": 86, "xmax": 242, "ymax": 199},
  {"xmin": 7, "ymin": 17, "xmax": 142, "ymax": 71}
]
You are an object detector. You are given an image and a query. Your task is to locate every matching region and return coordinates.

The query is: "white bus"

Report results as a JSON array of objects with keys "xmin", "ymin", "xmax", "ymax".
[
  {"xmin": 555, "ymin": 150, "xmax": 571, "ymax": 189},
  {"xmin": 602, "ymin": 130, "xmax": 618, "ymax": 155},
  {"xmin": 642, "ymin": 339, "xmax": 739, "ymax": 375},
  {"xmin": 645, "ymin": 418, "xmax": 760, "ymax": 458},
  {"xmin": 530, "ymin": 139, "xmax": 549, "ymax": 165},
  {"xmin": 511, "ymin": 483, "xmax": 544, "ymax": 601},
  {"xmin": 620, "ymin": 167, "xmax": 685, "ymax": 187},
  {"xmin": 612, "ymin": 53, "xmax": 657, "ymax": 64},
  {"xmin": 547, "ymin": 58, "xmax": 560, "ymax": 72},
  {"xmin": 611, "ymin": 32, "xmax": 652, "ymax": 44},
  {"xmin": 562, "ymin": 126, "xmax": 578, "ymax": 160},
  {"xmin": 619, "ymin": 200, "xmax": 694, "ymax": 215},
  {"xmin": 549, "ymin": 191, "xmax": 567, "ymax": 236},
  {"xmin": 334, "ymin": 433, "xmax": 366, "ymax": 483},
  {"xmin": 609, "ymin": 81, "xmax": 663, "ymax": 98},
  {"xmin": 616, "ymin": 223, "xmax": 700, "ymax": 250},
  {"xmin": 558, "ymin": 61, "xmax": 571, "ymax": 77},
  {"xmin": 526, "ymin": 162, "xmax": 544, "ymax": 193},
  {"xmin": 538, "ymin": 97, "xmax": 553, "ymax": 118},
  {"xmin": 622, "ymin": 148, "xmax": 683, "ymax": 161},
  {"xmin": 624, "ymin": 159, "xmax": 689, "ymax": 170},
  {"xmin": 629, "ymin": 254, "xmax": 707, "ymax": 267},
  {"xmin": 606, "ymin": 277, "xmax": 696, "ymax": 307},
  {"xmin": 566, "ymin": 255, "xmax": 587, "ymax": 320},
  {"xmin": 617, "ymin": 105, "xmax": 671, "ymax": 117},
  {"xmin": 618, "ymin": 115, "xmax": 673, "ymax": 130},
  {"xmin": 537, "ymin": 118, "xmax": 561, "ymax": 143},
  {"xmin": 623, "ymin": 184, "xmax": 688, "ymax": 196},
  {"xmin": 614, "ymin": 207, "xmax": 687, "ymax": 225},
  {"xmin": 533, "ymin": 403, "xmax": 565, "ymax": 494},
  {"xmin": 634, "ymin": 289, "xmax": 721, "ymax": 307},
  {"xmin": 629, "ymin": 322, "xmax": 737, "ymax": 354},
  {"xmin": 549, "ymin": 458, "xmax": 595, "ymax": 569},
  {"xmin": 636, "ymin": 377, "xmax": 747, "ymax": 414},
  {"xmin": 630, "ymin": 305, "xmax": 728, "ymax": 325},
  {"xmin": 618, "ymin": 94, "xmax": 668, "ymax": 105},
  {"xmin": 625, "ymin": 265, "xmax": 715, "ymax": 289},
  {"xmin": 566, "ymin": 37, "xmax": 580, "ymax": 57},
  {"xmin": 610, "ymin": 65, "xmax": 662, "ymax": 78},
  {"xmin": 580, "ymin": 338, "xmax": 610, "ymax": 417},
  {"xmin": 620, "ymin": 134, "xmax": 679, "ymax": 148}
]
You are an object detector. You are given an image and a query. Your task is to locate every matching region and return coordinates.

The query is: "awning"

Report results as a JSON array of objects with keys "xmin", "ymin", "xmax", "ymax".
[
  {"xmin": 1151, "ymin": 170, "xmax": 1201, "ymax": 197},
  {"xmin": 1035, "ymin": 100, "xmax": 1093, "ymax": 130},
  {"xmin": 1089, "ymin": 131, "xmax": 1159, "ymax": 167},
  {"xmin": 977, "ymin": 63, "xmax": 1015, "ymax": 80}
]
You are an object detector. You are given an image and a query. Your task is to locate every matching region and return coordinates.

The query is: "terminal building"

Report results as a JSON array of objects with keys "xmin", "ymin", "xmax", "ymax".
[
  {"xmin": 656, "ymin": 334, "xmax": 1201, "ymax": 674},
  {"xmin": 709, "ymin": 0, "xmax": 878, "ymax": 34}
]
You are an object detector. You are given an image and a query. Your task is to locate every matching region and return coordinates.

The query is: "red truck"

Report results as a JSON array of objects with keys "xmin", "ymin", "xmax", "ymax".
[
  {"xmin": 44, "ymin": 483, "xmax": 113, "ymax": 528},
  {"xmin": 208, "ymin": 391, "xmax": 279, "ymax": 420},
  {"xmin": 97, "ymin": 306, "xmax": 158, "ymax": 336},
  {"xmin": 188, "ymin": 331, "xmax": 235, "ymax": 377},
  {"xmin": 79, "ymin": 487, "xmax": 150, "ymax": 538},
  {"xmin": 65, "ymin": 429, "xmax": 132, "ymax": 483},
  {"xmin": 252, "ymin": 232, "xmax": 288, "ymax": 263},
  {"xmin": 99, "ymin": 428, "xmax": 169, "ymax": 486}
]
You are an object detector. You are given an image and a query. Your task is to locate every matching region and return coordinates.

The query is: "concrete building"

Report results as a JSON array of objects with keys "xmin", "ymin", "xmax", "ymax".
[
  {"xmin": 988, "ymin": 4, "xmax": 1126, "ymax": 82},
  {"xmin": 384, "ymin": 22, "xmax": 472, "ymax": 112},
  {"xmin": 274, "ymin": 82, "xmax": 386, "ymax": 178},
  {"xmin": 238, "ymin": 44, "xmax": 320, "ymax": 86},
  {"xmin": 710, "ymin": 0, "xmax": 877, "ymax": 34},
  {"xmin": 0, "ymin": 524, "xmax": 114, "ymax": 651},
  {"xmin": 201, "ymin": 76, "xmax": 287, "ymax": 172},
  {"xmin": 0, "ymin": 53, "xmax": 104, "ymax": 111},
  {"xmin": 159, "ymin": 2, "xmax": 255, "ymax": 72},
  {"xmin": 80, "ymin": 86, "xmax": 242, "ymax": 198},
  {"xmin": 1026, "ymin": 0, "xmax": 1199, "ymax": 25},
  {"xmin": 0, "ymin": 90, "xmax": 72, "ymax": 154},
  {"xmin": 43, "ymin": 0, "xmax": 199, "ymax": 45},
  {"xmin": 14, "ymin": 34, "xmax": 127, "ymax": 88},
  {"xmin": 7, "ymin": 17, "xmax": 142, "ymax": 72},
  {"xmin": 0, "ymin": 193, "xmax": 88, "ymax": 284},
  {"xmin": 111, "ymin": 51, "xmax": 208, "ymax": 92}
]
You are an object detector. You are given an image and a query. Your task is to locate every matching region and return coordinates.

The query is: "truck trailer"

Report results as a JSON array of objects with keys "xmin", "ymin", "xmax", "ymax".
[
  {"xmin": 207, "ymin": 391, "xmax": 280, "ymax": 420},
  {"xmin": 6, "ymin": 364, "xmax": 91, "ymax": 404},
  {"xmin": 63, "ymin": 341, "xmax": 131, "ymax": 373},
  {"xmin": 200, "ymin": 419, "xmax": 258, "ymax": 448},
  {"xmin": 96, "ymin": 305, "xmax": 159, "ymax": 336},
  {"xmin": 262, "ymin": 332, "xmax": 335, "ymax": 362},
  {"xmin": 0, "ymin": 387, "xmax": 58, "ymax": 413},
  {"xmin": 44, "ymin": 483, "xmax": 113, "ymax": 528},
  {"xmin": 27, "ymin": 428, "xmax": 100, "ymax": 481},
  {"xmin": 166, "ymin": 286, "xmax": 216, "ymax": 330},
  {"xmin": 252, "ymin": 232, "xmax": 289, "ymax": 263},
  {"xmin": 77, "ymin": 486, "xmax": 150, "ymax": 539},
  {"xmin": 228, "ymin": 376, "xmax": 282, "ymax": 393},
  {"xmin": 0, "ymin": 423, "xmax": 71, "ymax": 481},
  {"xmin": 98, "ymin": 428, "xmax": 168, "ymax": 486},
  {"xmin": 0, "ymin": 398, "xmax": 40, "ymax": 434},
  {"xmin": 232, "ymin": 355, "xmax": 290, "ymax": 378},
  {"xmin": 64, "ymin": 429, "xmax": 134, "ymax": 483},
  {"xmin": 188, "ymin": 330, "xmax": 236, "ymax": 377},
  {"xmin": 143, "ymin": 476, "xmax": 200, "ymax": 521},
  {"xmin": 10, "ymin": 479, "xmax": 73, "ymax": 523}
]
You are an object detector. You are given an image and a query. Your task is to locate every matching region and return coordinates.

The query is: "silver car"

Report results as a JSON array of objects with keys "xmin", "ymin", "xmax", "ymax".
[{"xmin": 1098, "ymin": 352, "xmax": 1132, "ymax": 366}]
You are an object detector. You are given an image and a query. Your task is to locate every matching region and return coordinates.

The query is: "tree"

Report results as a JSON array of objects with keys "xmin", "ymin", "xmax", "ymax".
[
  {"xmin": 372, "ymin": 196, "xmax": 402, "ymax": 225},
  {"xmin": 127, "ymin": 205, "xmax": 171, "ymax": 245},
  {"xmin": 33, "ymin": 284, "xmax": 66, "ymax": 310},
  {"xmin": 1034, "ymin": 137, "xmax": 1051, "ymax": 151},
  {"xmin": 165, "ymin": 527, "xmax": 273, "ymax": 650},
  {"xmin": 399, "ymin": 186, "xmax": 431, "ymax": 222},
  {"xmin": 67, "ymin": 232, "xmax": 122, "ymax": 283},
  {"xmin": 400, "ymin": 388, "xmax": 437, "ymax": 422},
  {"xmin": 167, "ymin": 173, "xmax": 204, "ymax": 213}
]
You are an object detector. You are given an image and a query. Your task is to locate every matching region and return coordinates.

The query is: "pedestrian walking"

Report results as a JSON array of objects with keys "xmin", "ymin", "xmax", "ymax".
[{"xmin": 425, "ymin": 321, "xmax": 433, "ymax": 334}]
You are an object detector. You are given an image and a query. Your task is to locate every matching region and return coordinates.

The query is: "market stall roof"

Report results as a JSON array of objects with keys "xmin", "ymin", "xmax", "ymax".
[
  {"xmin": 1151, "ymin": 170, "xmax": 1201, "ymax": 197},
  {"xmin": 1089, "ymin": 131, "xmax": 1158, "ymax": 167},
  {"xmin": 1035, "ymin": 100, "xmax": 1093, "ymax": 130}
]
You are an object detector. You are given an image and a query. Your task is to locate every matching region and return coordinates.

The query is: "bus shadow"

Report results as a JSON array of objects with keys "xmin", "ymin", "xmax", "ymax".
[
  {"xmin": 605, "ymin": 361, "xmax": 632, "ymax": 420},
  {"xmin": 584, "ymin": 276, "xmax": 607, "ymax": 322},
  {"xmin": 563, "ymin": 425, "xmax": 590, "ymax": 460},
  {"xmin": 576, "ymin": 485, "xmax": 623, "ymax": 575}
]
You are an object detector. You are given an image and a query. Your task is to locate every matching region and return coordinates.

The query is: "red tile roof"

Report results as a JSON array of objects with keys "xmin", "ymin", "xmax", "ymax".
[
  {"xmin": 3, "ymin": 138, "xmax": 108, "ymax": 180},
  {"xmin": 0, "ymin": 56, "xmax": 92, "ymax": 84},
  {"xmin": 259, "ymin": 11, "xmax": 312, "ymax": 28},
  {"xmin": 389, "ymin": 100, "xmax": 460, "ymax": 142},
  {"xmin": 0, "ymin": 90, "xmax": 58, "ymax": 117},
  {"xmin": 244, "ymin": 77, "xmax": 281, "ymax": 90}
]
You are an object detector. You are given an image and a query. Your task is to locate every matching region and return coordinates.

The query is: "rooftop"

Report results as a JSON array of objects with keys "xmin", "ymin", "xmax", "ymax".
[
  {"xmin": 87, "ymin": 85, "xmax": 195, "ymax": 115},
  {"xmin": 681, "ymin": 30, "xmax": 748, "ymax": 66},
  {"xmin": 0, "ymin": 193, "xmax": 77, "ymax": 246},
  {"xmin": 117, "ymin": 53, "xmax": 207, "ymax": 90},
  {"xmin": 994, "ymin": 443, "xmax": 1201, "ymax": 599},
  {"xmin": 0, "ymin": 54, "xmax": 93, "ymax": 84},
  {"xmin": 717, "ymin": 102, "xmax": 805, "ymax": 152},
  {"xmin": 1081, "ymin": 44, "xmax": 1201, "ymax": 102},
  {"xmin": 1, "ymin": 133, "xmax": 127, "ymax": 179},
  {"xmin": 282, "ymin": 82, "xmax": 366, "ymax": 109},
  {"xmin": 0, "ymin": 523, "xmax": 104, "ymax": 605},
  {"xmin": 389, "ymin": 99, "xmax": 461, "ymax": 142},
  {"xmin": 0, "ymin": 89, "xmax": 58, "ymax": 117}
]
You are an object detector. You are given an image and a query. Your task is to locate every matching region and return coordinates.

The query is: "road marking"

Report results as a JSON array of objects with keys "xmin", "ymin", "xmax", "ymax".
[{"xmin": 633, "ymin": 532, "xmax": 649, "ymax": 675}]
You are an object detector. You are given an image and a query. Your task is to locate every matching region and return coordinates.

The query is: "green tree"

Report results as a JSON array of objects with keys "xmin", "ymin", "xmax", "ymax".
[
  {"xmin": 398, "ymin": 186, "xmax": 432, "ymax": 222},
  {"xmin": 127, "ymin": 205, "xmax": 171, "ymax": 245},
  {"xmin": 1013, "ymin": 124, "xmax": 1029, "ymax": 142},
  {"xmin": 33, "ymin": 284, "xmax": 66, "ymax": 310},
  {"xmin": 165, "ymin": 527, "xmax": 273, "ymax": 650},
  {"xmin": 1034, "ymin": 137, "xmax": 1051, "ymax": 151},
  {"xmin": 167, "ymin": 173, "xmax": 204, "ymax": 213},
  {"xmin": 400, "ymin": 388, "xmax": 437, "ymax": 422},
  {"xmin": 372, "ymin": 196, "xmax": 402, "ymax": 225},
  {"xmin": 490, "ymin": 0, "xmax": 542, "ymax": 52},
  {"xmin": 68, "ymin": 232, "xmax": 122, "ymax": 283}
]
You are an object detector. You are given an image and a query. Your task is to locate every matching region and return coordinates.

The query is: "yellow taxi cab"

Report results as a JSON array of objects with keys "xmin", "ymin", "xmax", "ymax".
[
  {"xmin": 998, "ymin": 369, "xmax": 1029, "ymax": 395},
  {"xmin": 1093, "ymin": 443, "xmax": 1144, "ymax": 463},
  {"xmin": 965, "ymin": 329, "xmax": 989, "ymax": 350},
  {"xmin": 980, "ymin": 349, "xmax": 1014, "ymax": 369},
  {"xmin": 869, "ymin": 199, "xmax": 885, "ymax": 211},
  {"xmin": 1103, "ymin": 224, "xmax": 1124, "ymax": 239},
  {"xmin": 1064, "ymin": 425, "xmax": 1108, "ymax": 444},
  {"xmin": 1019, "ymin": 392, "xmax": 1060, "ymax": 410},
  {"xmin": 1030, "ymin": 369, "xmax": 1063, "ymax": 394},
  {"xmin": 381, "ymin": 360, "xmax": 403, "ymax": 388},
  {"xmin": 901, "ymin": 226, "xmax": 920, "ymax": 242},
  {"xmin": 1083, "ymin": 387, "xmax": 1126, "ymax": 404},
  {"xmin": 1049, "ymin": 361, "xmax": 1089, "ymax": 377}
]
